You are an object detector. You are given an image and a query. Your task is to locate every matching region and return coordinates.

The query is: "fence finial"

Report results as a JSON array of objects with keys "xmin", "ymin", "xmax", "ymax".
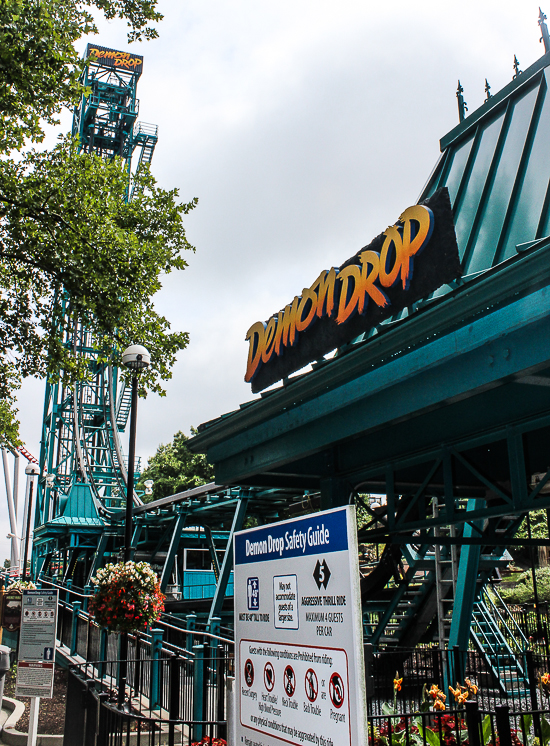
[
  {"xmin": 457, "ymin": 80, "xmax": 468, "ymax": 122},
  {"xmin": 540, "ymin": 8, "xmax": 550, "ymax": 52}
]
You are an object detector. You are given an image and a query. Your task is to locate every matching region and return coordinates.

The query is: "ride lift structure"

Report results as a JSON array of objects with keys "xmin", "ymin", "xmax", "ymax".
[
  {"xmin": 30, "ymin": 43, "xmax": 301, "ymax": 629},
  {"xmin": 29, "ymin": 15, "xmax": 550, "ymax": 696}
]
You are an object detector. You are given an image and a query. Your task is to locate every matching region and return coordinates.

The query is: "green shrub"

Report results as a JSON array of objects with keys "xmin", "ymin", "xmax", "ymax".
[{"xmin": 500, "ymin": 567, "xmax": 550, "ymax": 604}]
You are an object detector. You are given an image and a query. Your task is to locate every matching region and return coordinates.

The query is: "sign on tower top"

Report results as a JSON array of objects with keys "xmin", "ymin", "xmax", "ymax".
[{"xmin": 86, "ymin": 43, "xmax": 143, "ymax": 74}]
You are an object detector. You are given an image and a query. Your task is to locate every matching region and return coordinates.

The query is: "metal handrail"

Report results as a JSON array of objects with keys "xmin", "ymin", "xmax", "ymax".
[
  {"xmin": 487, "ymin": 585, "xmax": 530, "ymax": 651},
  {"xmin": 157, "ymin": 616, "xmax": 234, "ymax": 647},
  {"xmin": 39, "ymin": 577, "xmax": 93, "ymax": 598}
]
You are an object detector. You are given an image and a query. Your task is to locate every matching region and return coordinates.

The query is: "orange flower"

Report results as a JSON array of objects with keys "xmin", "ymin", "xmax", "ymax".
[
  {"xmin": 465, "ymin": 678, "xmax": 478, "ymax": 696},
  {"xmin": 433, "ymin": 698, "xmax": 445, "ymax": 711},
  {"xmin": 393, "ymin": 675, "xmax": 403, "ymax": 692},
  {"xmin": 539, "ymin": 672, "xmax": 550, "ymax": 697}
]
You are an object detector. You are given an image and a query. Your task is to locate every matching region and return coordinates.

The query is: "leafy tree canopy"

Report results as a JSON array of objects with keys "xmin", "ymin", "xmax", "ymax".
[
  {"xmin": 0, "ymin": 0, "xmax": 196, "ymax": 449},
  {"xmin": 137, "ymin": 430, "xmax": 215, "ymax": 503}
]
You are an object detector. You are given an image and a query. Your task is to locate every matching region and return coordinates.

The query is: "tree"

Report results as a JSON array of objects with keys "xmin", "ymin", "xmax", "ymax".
[
  {"xmin": 508, "ymin": 509, "xmax": 549, "ymax": 567},
  {"xmin": 0, "ymin": 0, "xmax": 194, "ymax": 448},
  {"xmin": 137, "ymin": 430, "xmax": 215, "ymax": 503}
]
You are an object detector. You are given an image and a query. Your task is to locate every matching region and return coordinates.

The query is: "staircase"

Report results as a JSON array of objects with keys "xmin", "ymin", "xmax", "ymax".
[
  {"xmin": 470, "ymin": 587, "xmax": 530, "ymax": 696},
  {"xmin": 362, "ymin": 503, "xmax": 529, "ymax": 696},
  {"xmin": 116, "ymin": 381, "xmax": 132, "ymax": 430},
  {"xmin": 130, "ymin": 122, "xmax": 158, "ymax": 199}
]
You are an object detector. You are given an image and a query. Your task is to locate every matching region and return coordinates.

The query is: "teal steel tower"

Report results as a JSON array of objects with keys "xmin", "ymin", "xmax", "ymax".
[{"xmin": 34, "ymin": 45, "xmax": 158, "ymax": 581}]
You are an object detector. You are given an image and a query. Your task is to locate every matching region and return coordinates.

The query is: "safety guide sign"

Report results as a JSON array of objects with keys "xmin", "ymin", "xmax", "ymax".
[
  {"xmin": 16, "ymin": 589, "xmax": 58, "ymax": 698},
  {"xmin": 234, "ymin": 506, "xmax": 367, "ymax": 746}
]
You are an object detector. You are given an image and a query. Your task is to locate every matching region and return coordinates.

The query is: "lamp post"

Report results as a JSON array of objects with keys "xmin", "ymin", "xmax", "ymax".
[
  {"xmin": 118, "ymin": 344, "xmax": 150, "ymax": 706},
  {"xmin": 21, "ymin": 463, "xmax": 40, "ymax": 581}
]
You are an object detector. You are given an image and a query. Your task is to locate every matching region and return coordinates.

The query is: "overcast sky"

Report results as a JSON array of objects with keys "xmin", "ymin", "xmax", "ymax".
[{"xmin": 2, "ymin": 0, "xmax": 547, "ymax": 561}]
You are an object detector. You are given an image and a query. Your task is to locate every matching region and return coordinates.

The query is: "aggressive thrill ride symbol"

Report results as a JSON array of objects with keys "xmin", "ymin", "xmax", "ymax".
[
  {"xmin": 305, "ymin": 668, "xmax": 318, "ymax": 702},
  {"xmin": 329, "ymin": 672, "xmax": 345, "ymax": 708},
  {"xmin": 313, "ymin": 559, "xmax": 331, "ymax": 590},
  {"xmin": 284, "ymin": 665, "xmax": 296, "ymax": 697}
]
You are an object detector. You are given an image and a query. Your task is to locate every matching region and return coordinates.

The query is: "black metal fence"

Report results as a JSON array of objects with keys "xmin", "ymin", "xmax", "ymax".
[
  {"xmin": 505, "ymin": 602, "xmax": 550, "ymax": 657},
  {"xmin": 366, "ymin": 645, "xmax": 550, "ymax": 715},
  {"xmin": 67, "ymin": 644, "xmax": 229, "ymax": 746},
  {"xmin": 64, "ymin": 669, "xmax": 227, "ymax": 746},
  {"xmin": 367, "ymin": 701, "xmax": 550, "ymax": 746}
]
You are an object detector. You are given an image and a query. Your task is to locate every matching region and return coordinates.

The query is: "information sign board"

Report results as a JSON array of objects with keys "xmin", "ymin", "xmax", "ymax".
[
  {"xmin": 234, "ymin": 506, "xmax": 367, "ymax": 746},
  {"xmin": 2, "ymin": 590, "xmax": 22, "ymax": 631},
  {"xmin": 16, "ymin": 590, "xmax": 58, "ymax": 698}
]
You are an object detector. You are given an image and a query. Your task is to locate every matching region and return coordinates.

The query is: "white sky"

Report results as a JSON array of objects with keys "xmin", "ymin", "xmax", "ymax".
[{"xmin": 2, "ymin": 0, "xmax": 546, "ymax": 560}]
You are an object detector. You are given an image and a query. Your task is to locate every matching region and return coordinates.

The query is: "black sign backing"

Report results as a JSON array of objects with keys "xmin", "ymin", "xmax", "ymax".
[
  {"xmin": 245, "ymin": 187, "xmax": 461, "ymax": 393},
  {"xmin": 86, "ymin": 44, "xmax": 143, "ymax": 74}
]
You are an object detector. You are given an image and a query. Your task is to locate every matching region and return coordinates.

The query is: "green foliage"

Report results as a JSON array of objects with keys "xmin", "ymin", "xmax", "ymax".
[
  {"xmin": 515, "ymin": 510, "xmax": 549, "ymax": 540},
  {"xmin": 356, "ymin": 497, "xmax": 371, "ymax": 529},
  {"xmin": 0, "ymin": 0, "xmax": 198, "ymax": 448},
  {"xmin": 0, "ymin": 396, "xmax": 21, "ymax": 449},
  {"xmin": 482, "ymin": 714, "xmax": 492, "ymax": 746},
  {"xmin": 0, "ymin": 139, "xmax": 195, "ymax": 397},
  {"xmin": 137, "ymin": 430, "xmax": 215, "ymax": 503},
  {"xmin": 499, "ymin": 567, "xmax": 550, "ymax": 604}
]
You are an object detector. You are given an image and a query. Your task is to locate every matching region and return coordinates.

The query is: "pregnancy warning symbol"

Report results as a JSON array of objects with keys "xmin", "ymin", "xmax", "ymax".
[
  {"xmin": 329, "ymin": 672, "xmax": 344, "ymax": 708},
  {"xmin": 264, "ymin": 662, "xmax": 275, "ymax": 692},
  {"xmin": 284, "ymin": 664, "xmax": 296, "ymax": 697},
  {"xmin": 244, "ymin": 659, "xmax": 254, "ymax": 687},
  {"xmin": 305, "ymin": 668, "xmax": 318, "ymax": 702}
]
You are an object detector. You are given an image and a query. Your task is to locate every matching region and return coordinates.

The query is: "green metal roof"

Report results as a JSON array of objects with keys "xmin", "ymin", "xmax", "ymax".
[{"xmin": 426, "ymin": 50, "xmax": 550, "ymax": 276}]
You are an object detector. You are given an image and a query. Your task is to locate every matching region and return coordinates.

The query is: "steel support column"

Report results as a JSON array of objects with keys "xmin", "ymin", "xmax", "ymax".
[
  {"xmin": 160, "ymin": 510, "xmax": 187, "ymax": 593},
  {"xmin": 447, "ymin": 499, "xmax": 485, "ymax": 652},
  {"xmin": 208, "ymin": 494, "xmax": 249, "ymax": 625}
]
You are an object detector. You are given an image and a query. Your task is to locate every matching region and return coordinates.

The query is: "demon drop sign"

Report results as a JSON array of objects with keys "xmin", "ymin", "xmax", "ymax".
[{"xmin": 234, "ymin": 506, "xmax": 367, "ymax": 746}]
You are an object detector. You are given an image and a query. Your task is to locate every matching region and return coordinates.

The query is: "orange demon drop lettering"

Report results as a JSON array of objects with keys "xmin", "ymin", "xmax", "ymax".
[
  {"xmin": 379, "ymin": 225, "xmax": 403, "ymax": 288},
  {"xmin": 243, "ymin": 195, "xmax": 445, "ymax": 387},
  {"xmin": 398, "ymin": 205, "xmax": 434, "ymax": 290},
  {"xmin": 311, "ymin": 268, "xmax": 337, "ymax": 319},
  {"xmin": 88, "ymin": 48, "xmax": 142, "ymax": 69},
  {"xmin": 336, "ymin": 265, "xmax": 362, "ymax": 325},
  {"xmin": 274, "ymin": 297, "xmax": 300, "ymax": 355},
  {"xmin": 359, "ymin": 251, "xmax": 389, "ymax": 309},
  {"xmin": 245, "ymin": 322, "xmax": 266, "ymax": 382},
  {"xmin": 296, "ymin": 288, "xmax": 317, "ymax": 333},
  {"xmin": 262, "ymin": 317, "xmax": 278, "ymax": 363}
]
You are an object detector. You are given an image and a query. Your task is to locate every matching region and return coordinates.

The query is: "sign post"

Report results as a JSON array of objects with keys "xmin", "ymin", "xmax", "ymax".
[
  {"xmin": 234, "ymin": 506, "xmax": 367, "ymax": 746},
  {"xmin": 15, "ymin": 590, "xmax": 58, "ymax": 746}
]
